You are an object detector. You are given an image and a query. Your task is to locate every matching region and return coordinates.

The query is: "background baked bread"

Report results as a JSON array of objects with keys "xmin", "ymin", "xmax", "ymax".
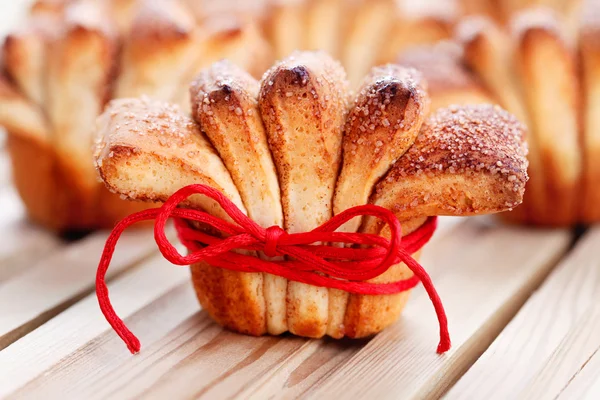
[
  {"xmin": 448, "ymin": 2, "xmax": 596, "ymax": 225},
  {"xmin": 3, "ymin": 0, "xmax": 591, "ymax": 230},
  {"xmin": 0, "ymin": 0, "xmax": 271, "ymax": 232},
  {"xmin": 94, "ymin": 51, "xmax": 528, "ymax": 339}
]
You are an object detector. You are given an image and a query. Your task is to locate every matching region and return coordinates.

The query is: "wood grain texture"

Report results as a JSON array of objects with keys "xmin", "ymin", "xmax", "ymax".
[
  {"xmin": 0, "ymin": 218, "xmax": 462, "ymax": 399},
  {"xmin": 0, "ymin": 217, "xmax": 574, "ymax": 399},
  {"xmin": 305, "ymin": 218, "xmax": 571, "ymax": 399},
  {"xmin": 448, "ymin": 227, "xmax": 600, "ymax": 400},
  {"xmin": 556, "ymin": 341, "xmax": 600, "ymax": 400},
  {"xmin": 0, "ymin": 253, "xmax": 190, "ymax": 397},
  {"xmin": 520, "ymin": 304, "xmax": 600, "ymax": 400},
  {"xmin": 0, "ymin": 226, "xmax": 162, "ymax": 351},
  {"xmin": 0, "ymin": 186, "xmax": 62, "ymax": 282}
]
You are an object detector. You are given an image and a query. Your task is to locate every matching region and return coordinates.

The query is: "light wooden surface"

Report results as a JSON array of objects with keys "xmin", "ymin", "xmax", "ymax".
[
  {"xmin": 448, "ymin": 227, "xmax": 600, "ymax": 400},
  {"xmin": 1, "ymin": 2, "xmax": 600, "ymax": 399},
  {"xmin": 0, "ymin": 188, "xmax": 577, "ymax": 399}
]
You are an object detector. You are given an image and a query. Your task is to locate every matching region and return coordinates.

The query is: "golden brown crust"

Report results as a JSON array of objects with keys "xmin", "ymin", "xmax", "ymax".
[
  {"xmin": 114, "ymin": 0, "xmax": 199, "ymax": 101},
  {"xmin": 6, "ymin": 122, "xmax": 147, "ymax": 233},
  {"xmin": 190, "ymin": 60, "xmax": 283, "ymax": 335},
  {"xmin": 305, "ymin": 0, "xmax": 343, "ymax": 57},
  {"xmin": 0, "ymin": 76, "xmax": 49, "ymax": 144},
  {"xmin": 343, "ymin": 216, "xmax": 425, "ymax": 338},
  {"xmin": 1, "ymin": 0, "xmax": 276, "ymax": 233},
  {"xmin": 93, "ymin": 51, "xmax": 535, "ymax": 338},
  {"xmin": 191, "ymin": 262, "xmax": 267, "ymax": 336},
  {"xmin": 265, "ymin": 0, "xmax": 305, "ymax": 60},
  {"xmin": 259, "ymin": 51, "xmax": 348, "ymax": 337},
  {"xmin": 2, "ymin": 12, "xmax": 60, "ymax": 107},
  {"xmin": 329, "ymin": 65, "xmax": 428, "ymax": 338},
  {"xmin": 190, "ymin": 60, "xmax": 283, "ymax": 228},
  {"xmin": 510, "ymin": 9, "xmax": 581, "ymax": 225},
  {"xmin": 580, "ymin": 2, "xmax": 600, "ymax": 223},
  {"xmin": 94, "ymin": 96, "xmax": 255, "ymax": 309},
  {"xmin": 45, "ymin": 0, "xmax": 119, "ymax": 230},
  {"xmin": 377, "ymin": 0, "xmax": 456, "ymax": 64},
  {"xmin": 456, "ymin": 15, "xmax": 536, "ymax": 223},
  {"xmin": 6, "ymin": 133, "xmax": 65, "ymax": 231},
  {"xmin": 334, "ymin": 65, "xmax": 429, "ymax": 232},
  {"xmin": 94, "ymin": 97, "xmax": 245, "ymax": 218},
  {"xmin": 342, "ymin": 0, "xmax": 395, "ymax": 87},
  {"xmin": 397, "ymin": 44, "xmax": 494, "ymax": 112},
  {"xmin": 365, "ymin": 104, "xmax": 528, "ymax": 230},
  {"xmin": 200, "ymin": 17, "xmax": 273, "ymax": 79},
  {"xmin": 172, "ymin": 16, "xmax": 273, "ymax": 113}
]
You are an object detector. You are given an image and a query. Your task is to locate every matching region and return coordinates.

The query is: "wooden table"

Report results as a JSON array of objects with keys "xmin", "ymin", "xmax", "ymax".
[
  {"xmin": 0, "ymin": 136, "xmax": 599, "ymax": 399},
  {"xmin": 2, "ymin": 4, "xmax": 600, "ymax": 399}
]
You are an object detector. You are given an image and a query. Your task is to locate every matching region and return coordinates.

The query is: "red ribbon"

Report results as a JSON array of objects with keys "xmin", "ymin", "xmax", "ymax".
[{"xmin": 96, "ymin": 184, "xmax": 450, "ymax": 355}]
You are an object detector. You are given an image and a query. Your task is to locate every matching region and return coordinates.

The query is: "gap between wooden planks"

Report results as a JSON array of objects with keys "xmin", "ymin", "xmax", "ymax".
[
  {"xmin": 447, "ymin": 226, "xmax": 600, "ymax": 400},
  {"xmin": 0, "ymin": 223, "xmax": 167, "ymax": 351},
  {"xmin": 0, "ymin": 218, "xmax": 571, "ymax": 399}
]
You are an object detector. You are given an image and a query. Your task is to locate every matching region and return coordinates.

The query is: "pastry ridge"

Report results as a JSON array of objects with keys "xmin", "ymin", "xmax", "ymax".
[
  {"xmin": 580, "ymin": 1, "xmax": 600, "ymax": 223},
  {"xmin": 330, "ymin": 64, "xmax": 429, "ymax": 338},
  {"xmin": 511, "ymin": 8, "xmax": 581, "ymax": 225},
  {"xmin": 259, "ymin": 51, "xmax": 348, "ymax": 338},
  {"xmin": 95, "ymin": 97, "xmax": 245, "ymax": 218},
  {"xmin": 190, "ymin": 60, "xmax": 285, "ymax": 335},
  {"xmin": 367, "ymin": 104, "xmax": 528, "ymax": 226}
]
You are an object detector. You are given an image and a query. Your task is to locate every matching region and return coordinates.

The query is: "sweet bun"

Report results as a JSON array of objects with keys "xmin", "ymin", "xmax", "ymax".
[
  {"xmin": 95, "ymin": 52, "xmax": 528, "ymax": 339},
  {"xmin": 0, "ymin": 0, "xmax": 272, "ymax": 232},
  {"xmin": 259, "ymin": 51, "xmax": 348, "ymax": 337},
  {"xmin": 397, "ymin": 43, "xmax": 494, "ymax": 112},
  {"xmin": 450, "ymin": 6, "xmax": 593, "ymax": 225},
  {"xmin": 580, "ymin": 3, "xmax": 600, "ymax": 223},
  {"xmin": 190, "ymin": 60, "xmax": 285, "ymax": 335}
]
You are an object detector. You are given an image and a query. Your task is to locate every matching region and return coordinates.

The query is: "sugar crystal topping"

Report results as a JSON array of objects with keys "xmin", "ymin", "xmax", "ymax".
[{"xmin": 385, "ymin": 104, "xmax": 528, "ymax": 194}]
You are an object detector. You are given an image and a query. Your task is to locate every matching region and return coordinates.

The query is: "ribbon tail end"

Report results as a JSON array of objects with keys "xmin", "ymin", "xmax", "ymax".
[
  {"xmin": 125, "ymin": 337, "xmax": 141, "ymax": 354},
  {"xmin": 436, "ymin": 339, "xmax": 451, "ymax": 354}
]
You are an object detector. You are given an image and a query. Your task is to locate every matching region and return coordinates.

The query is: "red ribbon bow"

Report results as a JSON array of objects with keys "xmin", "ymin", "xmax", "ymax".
[{"xmin": 96, "ymin": 184, "xmax": 450, "ymax": 355}]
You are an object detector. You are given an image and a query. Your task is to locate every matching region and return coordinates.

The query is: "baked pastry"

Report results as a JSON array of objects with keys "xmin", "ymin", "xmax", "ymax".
[
  {"xmin": 265, "ymin": 0, "xmax": 458, "ymax": 86},
  {"xmin": 459, "ymin": 0, "xmax": 582, "ymax": 36},
  {"xmin": 0, "ymin": 0, "xmax": 271, "ymax": 232},
  {"xmin": 1, "ymin": 0, "xmax": 461, "ymax": 232},
  {"xmin": 397, "ymin": 42, "xmax": 494, "ymax": 112},
  {"xmin": 94, "ymin": 52, "xmax": 528, "ymax": 339},
  {"xmin": 450, "ymin": 5, "xmax": 595, "ymax": 225}
]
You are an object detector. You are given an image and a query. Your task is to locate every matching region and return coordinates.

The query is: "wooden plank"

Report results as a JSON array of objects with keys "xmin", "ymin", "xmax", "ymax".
[
  {"xmin": 0, "ymin": 218, "xmax": 465, "ymax": 399},
  {"xmin": 0, "ymin": 226, "xmax": 163, "ymax": 350},
  {"xmin": 0, "ymin": 218, "xmax": 570, "ymax": 399},
  {"xmin": 0, "ymin": 254, "xmax": 190, "ymax": 397},
  {"xmin": 0, "ymin": 186, "xmax": 62, "ymax": 282},
  {"xmin": 448, "ymin": 226, "xmax": 600, "ymax": 400},
  {"xmin": 520, "ymin": 304, "xmax": 600, "ymax": 399},
  {"xmin": 305, "ymin": 218, "xmax": 571, "ymax": 399},
  {"xmin": 557, "ymin": 342, "xmax": 600, "ymax": 399}
]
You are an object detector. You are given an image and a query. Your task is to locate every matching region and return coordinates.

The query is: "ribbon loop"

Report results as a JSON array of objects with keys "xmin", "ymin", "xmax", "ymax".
[
  {"xmin": 96, "ymin": 184, "xmax": 450, "ymax": 355},
  {"xmin": 264, "ymin": 226, "xmax": 286, "ymax": 257}
]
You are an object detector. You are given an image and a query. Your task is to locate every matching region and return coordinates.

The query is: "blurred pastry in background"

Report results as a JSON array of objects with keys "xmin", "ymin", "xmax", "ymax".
[
  {"xmin": 0, "ymin": 0, "xmax": 271, "ymax": 232},
  {"xmin": 451, "ymin": 4, "xmax": 593, "ymax": 225}
]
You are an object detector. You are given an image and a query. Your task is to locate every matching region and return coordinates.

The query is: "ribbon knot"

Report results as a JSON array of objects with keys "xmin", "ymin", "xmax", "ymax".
[
  {"xmin": 96, "ymin": 184, "xmax": 450, "ymax": 355},
  {"xmin": 264, "ymin": 226, "xmax": 286, "ymax": 257}
]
